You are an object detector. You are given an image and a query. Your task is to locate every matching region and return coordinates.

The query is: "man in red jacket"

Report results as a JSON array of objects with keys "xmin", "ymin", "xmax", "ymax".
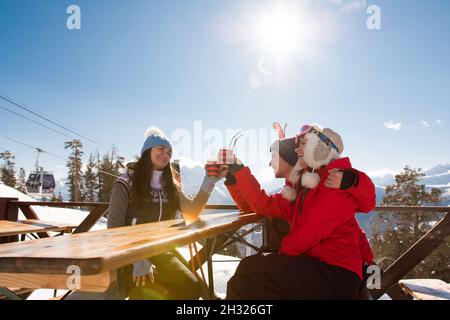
[{"xmin": 224, "ymin": 125, "xmax": 376, "ymax": 300}]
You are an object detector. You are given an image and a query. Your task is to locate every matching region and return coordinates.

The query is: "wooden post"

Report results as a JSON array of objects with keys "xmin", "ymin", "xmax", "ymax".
[
  {"xmin": 72, "ymin": 205, "xmax": 109, "ymax": 234},
  {"xmin": 206, "ymin": 237, "xmax": 215, "ymax": 298},
  {"xmin": 0, "ymin": 198, "xmax": 19, "ymax": 244},
  {"xmin": 188, "ymin": 234, "xmax": 229, "ymax": 270},
  {"xmin": 18, "ymin": 205, "xmax": 49, "ymax": 238}
]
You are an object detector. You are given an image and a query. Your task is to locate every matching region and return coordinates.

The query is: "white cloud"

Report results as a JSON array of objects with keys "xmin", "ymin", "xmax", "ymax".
[
  {"xmin": 343, "ymin": 0, "xmax": 367, "ymax": 12},
  {"xmin": 327, "ymin": 0, "xmax": 367, "ymax": 12},
  {"xmin": 436, "ymin": 120, "xmax": 443, "ymax": 126},
  {"xmin": 384, "ymin": 120, "xmax": 402, "ymax": 131},
  {"xmin": 421, "ymin": 121, "xmax": 430, "ymax": 128}
]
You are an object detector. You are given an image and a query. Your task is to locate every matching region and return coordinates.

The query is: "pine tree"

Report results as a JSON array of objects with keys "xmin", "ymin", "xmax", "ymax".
[
  {"xmin": 0, "ymin": 151, "xmax": 17, "ymax": 188},
  {"xmin": 64, "ymin": 140, "xmax": 84, "ymax": 202},
  {"xmin": 83, "ymin": 154, "xmax": 97, "ymax": 202},
  {"xmin": 16, "ymin": 167, "xmax": 27, "ymax": 193},
  {"xmin": 94, "ymin": 150, "xmax": 102, "ymax": 202},
  {"xmin": 97, "ymin": 147, "xmax": 123, "ymax": 202},
  {"xmin": 112, "ymin": 146, "xmax": 125, "ymax": 177},
  {"xmin": 98, "ymin": 151, "xmax": 114, "ymax": 202},
  {"xmin": 371, "ymin": 166, "xmax": 448, "ymax": 281}
]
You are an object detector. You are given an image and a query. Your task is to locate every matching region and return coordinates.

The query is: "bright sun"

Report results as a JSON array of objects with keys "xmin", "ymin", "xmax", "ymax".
[{"xmin": 253, "ymin": 6, "xmax": 307, "ymax": 55}]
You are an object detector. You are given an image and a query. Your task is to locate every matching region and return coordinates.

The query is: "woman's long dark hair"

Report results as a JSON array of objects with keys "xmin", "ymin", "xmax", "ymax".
[{"xmin": 129, "ymin": 149, "xmax": 181, "ymax": 213}]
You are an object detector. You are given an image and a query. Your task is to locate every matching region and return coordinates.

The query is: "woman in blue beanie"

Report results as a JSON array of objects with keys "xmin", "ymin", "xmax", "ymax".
[{"xmin": 107, "ymin": 127, "xmax": 225, "ymax": 300}]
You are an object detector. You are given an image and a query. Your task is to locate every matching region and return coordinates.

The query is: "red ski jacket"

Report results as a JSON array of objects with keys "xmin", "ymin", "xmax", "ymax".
[{"xmin": 227, "ymin": 158, "xmax": 375, "ymax": 279}]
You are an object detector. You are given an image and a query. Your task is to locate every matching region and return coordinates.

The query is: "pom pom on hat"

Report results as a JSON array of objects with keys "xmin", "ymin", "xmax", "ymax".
[
  {"xmin": 144, "ymin": 127, "xmax": 166, "ymax": 139},
  {"xmin": 301, "ymin": 171, "xmax": 321, "ymax": 189}
]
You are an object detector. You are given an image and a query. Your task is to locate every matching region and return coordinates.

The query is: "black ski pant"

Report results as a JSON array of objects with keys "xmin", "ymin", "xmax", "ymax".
[{"xmin": 226, "ymin": 253, "xmax": 361, "ymax": 300}]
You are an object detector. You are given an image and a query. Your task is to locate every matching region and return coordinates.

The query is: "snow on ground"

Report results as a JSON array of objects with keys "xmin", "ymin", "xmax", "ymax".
[
  {"xmin": 0, "ymin": 183, "xmax": 107, "ymax": 230},
  {"xmin": 177, "ymin": 245, "xmax": 240, "ymax": 299}
]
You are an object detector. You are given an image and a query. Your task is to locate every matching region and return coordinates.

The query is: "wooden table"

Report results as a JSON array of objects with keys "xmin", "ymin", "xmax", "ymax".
[
  {"xmin": 0, "ymin": 220, "xmax": 77, "ymax": 238},
  {"xmin": 0, "ymin": 212, "xmax": 261, "ymax": 292}
]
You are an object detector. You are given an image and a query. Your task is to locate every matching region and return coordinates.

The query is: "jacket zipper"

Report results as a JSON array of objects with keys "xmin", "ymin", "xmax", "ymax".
[
  {"xmin": 295, "ymin": 188, "xmax": 309, "ymax": 225},
  {"xmin": 158, "ymin": 190, "xmax": 163, "ymax": 222}
]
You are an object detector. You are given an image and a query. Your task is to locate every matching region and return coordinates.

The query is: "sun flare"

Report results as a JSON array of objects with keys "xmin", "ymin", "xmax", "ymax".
[{"xmin": 253, "ymin": 5, "xmax": 308, "ymax": 55}]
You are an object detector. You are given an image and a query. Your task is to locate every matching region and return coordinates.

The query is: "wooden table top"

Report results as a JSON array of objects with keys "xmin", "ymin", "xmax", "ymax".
[
  {"xmin": 0, "ymin": 212, "xmax": 261, "ymax": 276},
  {"xmin": 0, "ymin": 220, "xmax": 77, "ymax": 237},
  {"xmin": 399, "ymin": 279, "xmax": 450, "ymax": 300}
]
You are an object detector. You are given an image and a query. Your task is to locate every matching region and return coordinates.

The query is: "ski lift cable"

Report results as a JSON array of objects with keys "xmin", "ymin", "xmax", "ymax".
[
  {"xmin": 0, "ymin": 93, "xmax": 110, "ymax": 149},
  {"xmin": 0, "ymin": 104, "xmax": 74, "ymax": 139},
  {"xmin": 0, "ymin": 134, "xmax": 119, "ymax": 178},
  {"xmin": 0, "ymin": 93, "xmax": 130, "ymax": 159},
  {"xmin": 0, "ymin": 103, "xmax": 111, "ymax": 162},
  {"xmin": 0, "ymin": 133, "xmax": 66, "ymax": 161}
]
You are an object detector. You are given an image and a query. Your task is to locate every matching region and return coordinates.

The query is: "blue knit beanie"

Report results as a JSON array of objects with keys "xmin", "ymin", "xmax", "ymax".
[{"xmin": 141, "ymin": 127, "xmax": 173, "ymax": 156}]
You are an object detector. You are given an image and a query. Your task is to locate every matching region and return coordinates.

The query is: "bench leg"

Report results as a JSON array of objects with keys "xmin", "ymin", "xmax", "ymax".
[{"xmin": 0, "ymin": 287, "xmax": 23, "ymax": 300}]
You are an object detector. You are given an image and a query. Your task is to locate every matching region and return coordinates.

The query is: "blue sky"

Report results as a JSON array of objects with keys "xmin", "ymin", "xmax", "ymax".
[{"xmin": 0, "ymin": 0, "xmax": 449, "ymax": 182}]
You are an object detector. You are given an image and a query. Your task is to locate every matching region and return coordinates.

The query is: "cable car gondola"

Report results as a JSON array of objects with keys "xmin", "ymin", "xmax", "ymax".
[{"xmin": 25, "ymin": 148, "xmax": 56, "ymax": 199}]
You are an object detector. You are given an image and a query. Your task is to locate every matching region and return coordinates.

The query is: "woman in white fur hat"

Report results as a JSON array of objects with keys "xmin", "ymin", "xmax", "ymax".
[{"xmin": 225, "ymin": 124, "xmax": 376, "ymax": 300}]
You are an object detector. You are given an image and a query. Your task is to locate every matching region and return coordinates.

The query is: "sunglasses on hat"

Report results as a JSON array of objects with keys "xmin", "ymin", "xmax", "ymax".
[{"xmin": 295, "ymin": 125, "xmax": 339, "ymax": 153}]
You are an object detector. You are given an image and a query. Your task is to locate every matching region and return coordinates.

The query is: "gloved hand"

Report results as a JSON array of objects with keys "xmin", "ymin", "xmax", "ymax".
[
  {"xmin": 325, "ymin": 169, "xmax": 358, "ymax": 190},
  {"xmin": 217, "ymin": 148, "xmax": 245, "ymax": 175},
  {"xmin": 201, "ymin": 161, "xmax": 228, "ymax": 193},
  {"xmin": 224, "ymin": 172, "xmax": 237, "ymax": 186},
  {"xmin": 132, "ymin": 259, "xmax": 155, "ymax": 287}
]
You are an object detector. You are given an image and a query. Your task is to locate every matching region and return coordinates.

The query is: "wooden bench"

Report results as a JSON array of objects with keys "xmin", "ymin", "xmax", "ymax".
[
  {"xmin": 399, "ymin": 279, "xmax": 450, "ymax": 300},
  {"xmin": 0, "ymin": 220, "xmax": 77, "ymax": 238},
  {"xmin": 0, "ymin": 212, "xmax": 261, "ymax": 293}
]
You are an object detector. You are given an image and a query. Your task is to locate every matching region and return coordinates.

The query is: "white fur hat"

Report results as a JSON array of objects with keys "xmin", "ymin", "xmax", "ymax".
[
  {"xmin": 301, "ymin": 126, "xmax": 343, "ymax": 189},
  {"xmin": 281, "ymin": 125, "xmax": 344, "ymax": 199}
]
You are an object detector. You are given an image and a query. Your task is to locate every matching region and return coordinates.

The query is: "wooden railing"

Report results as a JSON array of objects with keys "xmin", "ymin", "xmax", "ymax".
[
  {"xmin": 368, "ymin": 206, "xmax": 450, "ymax": 299},
  {"xmin": 0, "ymin": 197, "xmax": 449, "ymax": 300}
]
